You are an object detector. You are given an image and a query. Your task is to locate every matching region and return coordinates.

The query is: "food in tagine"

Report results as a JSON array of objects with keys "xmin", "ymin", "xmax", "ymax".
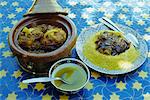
[
  {"xmin": 17, "ymin": 24, "xmax": 67, "ymax": 53},
  {"xmin": 83, "ymin": 30, "xmax": 139, "ymax": 70}
]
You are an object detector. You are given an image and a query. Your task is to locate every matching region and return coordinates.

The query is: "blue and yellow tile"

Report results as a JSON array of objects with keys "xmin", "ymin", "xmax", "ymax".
[{"xmin": 0, "ymin": 0, "xmax": 150, "ymax": 99}]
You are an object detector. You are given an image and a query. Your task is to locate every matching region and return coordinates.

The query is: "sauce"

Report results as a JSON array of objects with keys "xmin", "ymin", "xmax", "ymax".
[{"xmin": 52, "ymin": 63, "xmax": 87, "ymax": 90}]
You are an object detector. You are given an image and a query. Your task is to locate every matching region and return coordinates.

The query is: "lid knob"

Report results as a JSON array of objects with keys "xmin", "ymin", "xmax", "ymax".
[{"xmin": 24, "ymin": 0, "xmax": 68, "ymax": 16}]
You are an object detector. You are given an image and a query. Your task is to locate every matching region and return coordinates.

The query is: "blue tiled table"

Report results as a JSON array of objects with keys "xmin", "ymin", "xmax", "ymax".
[{"xmin": 0, "ymin": 0, "xmax": 150, "ymax": 100}]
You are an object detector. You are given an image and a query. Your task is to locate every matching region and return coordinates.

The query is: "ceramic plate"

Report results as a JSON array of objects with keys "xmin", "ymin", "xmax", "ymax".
[{"xmin": 76, "ymin": 23, "xmax": 148, "ymax": 75}]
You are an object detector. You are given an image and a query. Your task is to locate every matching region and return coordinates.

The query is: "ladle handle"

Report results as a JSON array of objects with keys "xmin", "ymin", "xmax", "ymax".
[
  {"xmin": 24, "ymin": 0, "xmax": 68, "ymax": 16},
  {"xmin": 22, "ymin": 77, "xmax": 61, "ymax": 83}
]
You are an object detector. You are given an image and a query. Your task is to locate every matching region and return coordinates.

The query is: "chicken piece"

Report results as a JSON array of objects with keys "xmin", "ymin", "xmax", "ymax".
[
  {"xmin": 44, "ymin": 28, "xmax": 66, "ymax": 44},
  {"xmin": 18, "ymin": 35, "xmax": 35, "ymax": 49},
  {"xmin": 30, "ymin": 28, "xmax": 43, "ymax": 40},
  {"xmin": 31, "ymin": 41, "xmax": 41, "ymax": 50},
  {"xmin": 37, "ymin": 24, "xmax": 48, "ymax": 33}
]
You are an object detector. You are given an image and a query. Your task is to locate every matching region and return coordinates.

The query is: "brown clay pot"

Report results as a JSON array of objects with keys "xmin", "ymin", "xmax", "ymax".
[{"xmin": 8, "ymin": 14, "xmax": 77, "ymax": 75}]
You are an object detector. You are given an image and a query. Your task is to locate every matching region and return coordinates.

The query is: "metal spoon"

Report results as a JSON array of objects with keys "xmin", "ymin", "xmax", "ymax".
[
  {"xmin": 100, "ymin": 17, "xmax": 139, "ymax": 48},
  {"xmin": 22, "ymin": 74, "xmax": 72, "ymax": 84}
]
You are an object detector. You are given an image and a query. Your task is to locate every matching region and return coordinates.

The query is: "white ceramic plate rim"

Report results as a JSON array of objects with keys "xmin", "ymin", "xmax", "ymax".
[{"xmin": 76, "ymin": 23, "xmax": 148, "ymax": 75}]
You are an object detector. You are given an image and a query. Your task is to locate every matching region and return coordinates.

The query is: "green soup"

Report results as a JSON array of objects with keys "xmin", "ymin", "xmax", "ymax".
[{"xmin": 52, "ymin": 63, "xmax": 87, "ymax": 90}]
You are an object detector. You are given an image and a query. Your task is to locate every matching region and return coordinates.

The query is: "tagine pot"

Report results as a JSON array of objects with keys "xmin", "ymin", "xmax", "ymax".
[{"xmin": 8, "ymin": 0, "xmax": 77, "ymax": 75}]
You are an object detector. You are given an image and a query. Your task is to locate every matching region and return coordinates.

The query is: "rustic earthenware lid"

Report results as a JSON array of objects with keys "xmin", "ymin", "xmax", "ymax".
[{"xmin": 24, "ymin": 0, "xmax": 68, "ymax": 16}]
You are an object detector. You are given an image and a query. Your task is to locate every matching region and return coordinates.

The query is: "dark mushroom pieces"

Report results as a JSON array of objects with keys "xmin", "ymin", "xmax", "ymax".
[{"xmin": 95, "ymin": 31, "xmax": 131, "ymax": 56}]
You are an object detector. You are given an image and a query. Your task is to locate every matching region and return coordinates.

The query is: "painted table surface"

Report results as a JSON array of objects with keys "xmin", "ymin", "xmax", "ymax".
[{"xmin": 0, "ymin": 0, "xmax": 150, "ymax": 100}]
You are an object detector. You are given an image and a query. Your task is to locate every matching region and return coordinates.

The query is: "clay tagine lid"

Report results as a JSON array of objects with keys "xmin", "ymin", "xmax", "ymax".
[{"xmin": 24, "ymin": 0, "xmax": 68, "ymax": 17}]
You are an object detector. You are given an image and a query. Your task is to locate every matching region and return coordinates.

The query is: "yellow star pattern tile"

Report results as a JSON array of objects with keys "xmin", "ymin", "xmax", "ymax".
[
  {"xmin": 91, "ymin": 71, "xmax": 100, "ymax": 79},
  {"xmin": 12, "ymin": 2, "xmax": 19, "ymax": 6},
  {"xmin": 2, "ymin": 51, "xmax": 13, "ymax": 58},
  {"xmin": 81, "ymin": 13, "xmax": 89, "ymax": 19},
  {"xmin": 42, "ymin": 94, "xmax": 52, "ymax": 100},
  {"xmin": 104, "ymin": 13, "xmax": 113, "ymax": 19},
  {"xmin": 0, "ymin": 1, "xmax": 7, "ymax": 6},
  {"xmin": 87, "ymin": 20, "xmax": 95, "ymax": 26},
  {"xmin": 59, "ymin": 95, "xmax": 69, "ymax": 100},
  {"xmin": 138, "ymin": 70, "xmax": 148, "ymax": 79},
  {"xmin": 63, "ymin": 8, "xmax": 70, "ymax": 13},
  {"xmin": 118, "ymin": 14, "xmax": 126, "ymax": 19},
  {"xmin": 148, "ymin": 52, "xmax": 150, "ymax": 58},
  {"xmin": 122, "ymin": 7, "xmax": 129, "ymax": 12},
  {"xmin": 0, "ymin": 13, "xmax": 3, "ymax": 18},
  {"xmin": 15, "ymin": 7, "xmax": 24, "ymax": 13},
  {"xmin": 12, "ymin": 70, "xmax": 22, "ymax": 78},
  {"xmin": 115, "ymin": 2, "xmax": 122, "ymax": 6},
  {"xmin": 137, "ymin": 20, "xmax": 145, "ymax": 26},
  {"xmin": 19, "ymin": 82, "xmax": 28, "ymax": 90},
  {"xmin": 143, "ymin": 34, "xmax": 150, "ymax": 41},
  {"xmin": 98, "ymin": 7, "xmax": 105, "ymax": 12},
  {"xmin": 7, "ymin": 13, "xmax": 16, "ymax": 19},
  {"xmin": 116, "ymin": 81, "xmax": 126, "ymax": 91},
  {"xmin": 141, "ymin": 13, "xmax": 150, "ymax": 19},
  {"xmin": 125, "ymin": 20, "xmax": 133, "ymax": 26},
  {"xmin": 11, "ymin": 20, "xmax": 18, "ymax": 25},
  {"xmin": 93, "ymin": 93, "xmax": 102, "ymax": 100},
  {"xmin": 110, "ymin": 93, "xmax": 120, "ymax": 100},
  {"xmin": 133, "ymin": 81, "xmax": 142, "ymax": 90},
  {"xmin": 145, "ymin": 27, "xmax": 150, "ymax": 33},
  {"xmin": 34, "ymin": 83, "xmax": 45, "ymax": 91},
  {"xmin": 68, "ymin": 13, "xmax": 76, "ymax": 19},
  {"xmin": 143, "ymin": 93, "xmax": 150, "ymax": 100},
  {"xmin": 0, "ymin": 70, "xmax": 7, "ymax": 79},
  {"xmin": 6, "ymin": 92, "xmax": 17, "ymax": 100},
  {"xmin": 0, "ymin": 42, "xmax": 5, "ymax": 49},
  {"xmin": 3, "ymin": 26, "xmax": 11, "ymax": 33},
  {"xmin": 85, "ymin": 81, "xmax": 93, "ymax": 91}
]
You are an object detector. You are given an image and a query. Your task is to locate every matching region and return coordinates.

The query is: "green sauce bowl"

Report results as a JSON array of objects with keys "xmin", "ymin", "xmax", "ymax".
[{"xmin": 49, "ymin": 58, "xmax": 90, "ymax": 93}]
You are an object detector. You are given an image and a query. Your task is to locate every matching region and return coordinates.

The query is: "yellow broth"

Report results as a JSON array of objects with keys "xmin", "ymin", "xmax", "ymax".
[{"xmin": 52, "ymin": 63, "xmax": 87, "ymax": 90}]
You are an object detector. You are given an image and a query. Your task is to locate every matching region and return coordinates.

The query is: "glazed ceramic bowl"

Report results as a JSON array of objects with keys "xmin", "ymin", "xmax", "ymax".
[
  {"xmin": 49, "ymin": 58, "xmax": 90, "ymax": 93},
  {"xmin": 8, "ymin": 14, "xmax": 77, "ymax": 75}
]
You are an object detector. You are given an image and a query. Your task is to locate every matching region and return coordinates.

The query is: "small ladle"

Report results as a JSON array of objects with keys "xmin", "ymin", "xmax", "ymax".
[{"xmin": 22, "ymin": 74, "xmax": 72, "ymax": 84}]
